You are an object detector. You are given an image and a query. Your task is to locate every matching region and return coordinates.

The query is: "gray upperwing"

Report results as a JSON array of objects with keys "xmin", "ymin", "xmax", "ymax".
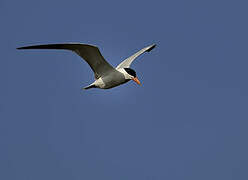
[
  {"xmin": 116, "ymin": 44, "xmax": 156, "ymax": 69},
  {"xmin": 17, "ymin": 43, "xmax": 115, "ymax": 79}
]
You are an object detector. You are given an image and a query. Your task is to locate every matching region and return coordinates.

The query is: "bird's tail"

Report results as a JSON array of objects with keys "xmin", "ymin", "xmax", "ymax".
[{"xmin": 82, "ymin": 84, "xmax": 97, "ymax": 90}]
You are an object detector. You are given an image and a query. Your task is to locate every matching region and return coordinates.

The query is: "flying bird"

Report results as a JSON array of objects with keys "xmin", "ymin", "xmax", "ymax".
[{"xmin": 17, "ymin": 43, "xmax": 156, "ymax": 89}]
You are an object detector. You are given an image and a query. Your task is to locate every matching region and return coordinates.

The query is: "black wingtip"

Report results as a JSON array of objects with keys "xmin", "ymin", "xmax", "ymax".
[
  {"xmin": 17, "ymin": 46, "xmax": 36, "ymax": 50},
  {"xmin": 17, "ymin": 46, "xmax": 29, "ymax": 50},
  {"xmin": 147, "ymin": 44, "xmax": 156, "ymax": 52}
]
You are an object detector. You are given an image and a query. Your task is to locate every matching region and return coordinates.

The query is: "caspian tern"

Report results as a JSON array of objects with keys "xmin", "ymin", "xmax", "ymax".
[{"xmin": 17, "ymin": 43, "xmax": 156, "ymax": 89}]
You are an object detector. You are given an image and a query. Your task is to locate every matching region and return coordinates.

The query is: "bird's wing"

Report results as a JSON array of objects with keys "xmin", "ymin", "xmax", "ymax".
[
  {"xmin": 17, "ymin": 43, "xmax": 115, "ymax": 79},
  {"xmin": 116, "ymin": 44, "xmax": 156, "ymax": 69}
]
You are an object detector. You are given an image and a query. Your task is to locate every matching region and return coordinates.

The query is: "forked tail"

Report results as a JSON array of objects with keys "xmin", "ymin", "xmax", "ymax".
[{"xmin": 83, "ymin": 84, "xmax": 97, "ymax": 90}]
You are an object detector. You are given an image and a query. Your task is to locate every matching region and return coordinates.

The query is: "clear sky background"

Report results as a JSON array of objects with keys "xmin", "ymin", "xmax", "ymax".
[{"xmin": 1, "ymin": 0, "xmax": 248, "ymax": 179}]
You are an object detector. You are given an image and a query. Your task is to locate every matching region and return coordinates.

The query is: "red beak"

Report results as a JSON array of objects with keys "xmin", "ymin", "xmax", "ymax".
[{"xmin": 132, "ymin": 77, "xmax": 141, "ymax": 85}]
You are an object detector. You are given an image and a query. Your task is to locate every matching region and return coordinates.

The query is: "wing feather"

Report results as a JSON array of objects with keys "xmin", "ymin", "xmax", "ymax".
[
  {"xmin": 17, "ymin": 43, "xmax": 115, "ymax": 79},
  {"xmin": 116, "ymin": 44, "xmax": 156, "ymax": 69}
]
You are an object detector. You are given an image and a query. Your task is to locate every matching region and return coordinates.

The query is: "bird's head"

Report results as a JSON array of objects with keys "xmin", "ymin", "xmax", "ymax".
[{"xmin": 123, "ymin": 68, "xmax": 141, "ymax": 85}]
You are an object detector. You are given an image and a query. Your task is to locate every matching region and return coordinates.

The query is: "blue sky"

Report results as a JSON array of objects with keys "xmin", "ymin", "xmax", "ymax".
[{"xmin": 1, "ymin": 0, "xmax": 248, "ymax": 179}]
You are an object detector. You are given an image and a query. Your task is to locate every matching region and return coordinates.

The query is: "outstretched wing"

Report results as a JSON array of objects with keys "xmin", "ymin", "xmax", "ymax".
[
  {"xmin": 116, "ymin": 44, "xmax": 156, "ymax": 69},
  {"xmin": 17, "ymin": 43, "xmax": 115, "ymax": 79}
]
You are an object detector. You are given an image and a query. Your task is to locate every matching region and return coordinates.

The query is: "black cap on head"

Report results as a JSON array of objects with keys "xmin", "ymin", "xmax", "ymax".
[{"xmin": 124, "ymin": 68, "xmax": 136, "ymax": 77}]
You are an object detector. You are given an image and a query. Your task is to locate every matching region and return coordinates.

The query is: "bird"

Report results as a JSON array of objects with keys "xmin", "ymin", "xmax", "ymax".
[{"xmin": 17, "ymin": 43, "xmax": 156, "ymax": 89}]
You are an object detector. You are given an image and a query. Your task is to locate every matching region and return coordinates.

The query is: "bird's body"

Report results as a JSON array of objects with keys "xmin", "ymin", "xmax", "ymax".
[
  {"xmin": 86, "ymin": 69, "xmax": 128, "ymax": 89},
  {"xmin": 17, "ymin": 43, "xmax": 156, "ymax": 90}
]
